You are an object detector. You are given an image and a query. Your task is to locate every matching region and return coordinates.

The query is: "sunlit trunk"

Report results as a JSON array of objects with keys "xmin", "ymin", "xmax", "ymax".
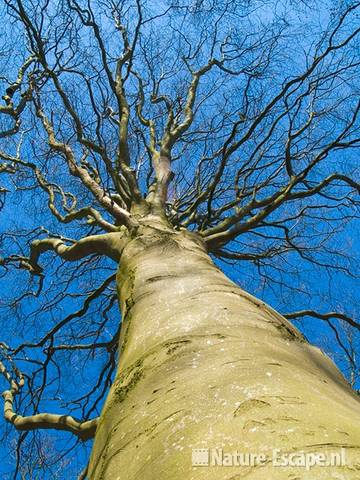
[{"xmin": 88, "ymin": 217, "xmax": 360, "ymax": 479}]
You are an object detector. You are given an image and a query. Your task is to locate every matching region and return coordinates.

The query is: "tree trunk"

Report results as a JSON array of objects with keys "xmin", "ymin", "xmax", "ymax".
[{"xmin": 88, "ymin": 217, "xmax": 360, "ymax": 479}]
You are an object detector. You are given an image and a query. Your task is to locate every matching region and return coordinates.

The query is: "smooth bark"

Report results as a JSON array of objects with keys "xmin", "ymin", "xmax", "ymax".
[{"xmin": 88, "ymin": 217, "xmax": 360, "ymax": 479}]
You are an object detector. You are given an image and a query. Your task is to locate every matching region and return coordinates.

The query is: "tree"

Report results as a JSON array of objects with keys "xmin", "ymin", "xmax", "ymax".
[{"xmin": 0, "ymin": 0, "xmax": 359, "ymax": 478}]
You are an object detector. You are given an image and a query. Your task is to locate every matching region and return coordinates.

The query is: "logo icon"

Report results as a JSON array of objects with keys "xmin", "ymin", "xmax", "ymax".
[{"xmin": 192, "ymin": 449, "xmax": 210, "ymax": 466}]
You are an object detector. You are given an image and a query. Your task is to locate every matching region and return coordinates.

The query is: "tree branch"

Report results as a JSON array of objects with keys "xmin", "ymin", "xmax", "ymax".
[
  {"xmin": 284, "ymin": 310, "xmax": 360, "ymax": 331},
  {"xmin": 29, "ymin": 232, "xmax": 128, "ymax": 273},
  {"xmin": 2, "ymin": 390, "xmax": 98, "ymax": 441}
]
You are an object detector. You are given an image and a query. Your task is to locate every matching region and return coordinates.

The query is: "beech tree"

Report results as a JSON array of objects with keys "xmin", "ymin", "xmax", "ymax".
[{"xmin": 0, "ymin": 0, "xmax": 360, "ymax": 478}]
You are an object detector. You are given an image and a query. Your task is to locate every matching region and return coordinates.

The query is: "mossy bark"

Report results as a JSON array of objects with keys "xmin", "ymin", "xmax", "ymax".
[{"xmin": 88, "ymin": 217, "xmax": 360, "ymax": 479}]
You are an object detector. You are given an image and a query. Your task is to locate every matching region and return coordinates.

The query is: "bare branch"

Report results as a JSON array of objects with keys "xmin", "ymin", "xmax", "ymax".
[
  {"xmin": 2, "ymin": 390, "xmax": 98, "ymax": 441},
  {"xmin": 29, "ymin": 231, "xmax": 127, "ymax": 273},
  {"xmin": 284, "ymin": 310, "xmax": 360, "ymax": 331}
]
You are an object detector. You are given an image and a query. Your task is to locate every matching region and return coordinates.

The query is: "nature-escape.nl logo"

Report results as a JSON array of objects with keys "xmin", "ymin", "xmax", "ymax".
[{"xmin": 191, "ymin": 447, "xmax": 346, "ymax": 470}]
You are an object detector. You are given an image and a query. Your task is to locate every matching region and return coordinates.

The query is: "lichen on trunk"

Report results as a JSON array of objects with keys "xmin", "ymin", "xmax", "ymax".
[{"xmin": 88, "ymin": 217, "xmax": 360, "ymax": 479}]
